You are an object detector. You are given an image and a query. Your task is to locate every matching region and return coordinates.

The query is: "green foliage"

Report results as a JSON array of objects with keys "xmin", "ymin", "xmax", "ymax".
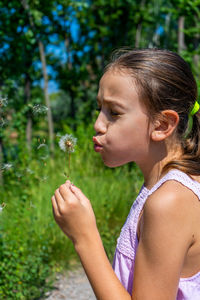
[
  {"xmin": 0, "ymin": 122, "xmax": 143, "ymax": 299},
  {"xmin": 0, "ymin": 235, "xmax": 52, "ymax": 299},
  {"xmin": 1, "ymin": 0, "xmax": 200, "ymax": 298}
]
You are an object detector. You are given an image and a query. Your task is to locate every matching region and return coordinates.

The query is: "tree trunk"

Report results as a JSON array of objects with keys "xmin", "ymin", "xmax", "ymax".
[
  {"xmin": 24, "ymin": 74, "xmax": 32, "ymax": 150},
  {"xmin": 152, "ymin": 24, "xmax": 161, "ymax": 46},
  {"xmin": 164, "ymin": 13, "xmax": 171, "ymax": 48},
  {"xmin": 26, "ymin": 118, "xmax": 32, "ymax": 149},
  {"xmin": 135, "ymin": 23, "xmax": 142, "ymax": 48},
  {"xmin": 64, "ymin": 32, "xmax": 76, "ymax": 129},
  {"xmin": 20, "ymin": 0, "xmax": 54, "ymax": 153},
  {"xmin": 178, "ymin": 16, "xmax": 186, "ymax": 53},
  {"xmin": 65, "ymin": 34, "xmax": 72, "ymax": 70},
  {"xmin": 38, "ymin": 40, "xmax": 54, "ymax": 152},
  {"xmin": 0, "ymin": 138, "xmax": 3, "ymax": 186},
  {"xmin": 193, "ymin": 15, "xmax": 200, "ymax": 79},
  {"xmin": 135, "ymin": 0, "xmax": 146, "ymax": 48}
]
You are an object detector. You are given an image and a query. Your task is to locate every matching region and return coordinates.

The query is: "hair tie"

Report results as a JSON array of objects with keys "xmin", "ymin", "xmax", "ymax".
[
  {"xmin": 190, "ymin": 101, "xmax": 200, "ymax": 116},
  {"xmin": 183, "ymin": 100, "xmax": 200, "ymax": 139}
]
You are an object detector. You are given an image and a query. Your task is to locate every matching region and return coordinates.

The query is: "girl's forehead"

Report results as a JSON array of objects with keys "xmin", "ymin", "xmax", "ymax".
[
  {"xmin": 98, "ymin": 70, "xmax": 139, "ymax": 103},
  {"xmin": 99, "ymin": 68, "xmax": 135, "ymax": 89},
  {"xmin": 97, "ymin": 70, "xmax": 145, "ymax": 109}
]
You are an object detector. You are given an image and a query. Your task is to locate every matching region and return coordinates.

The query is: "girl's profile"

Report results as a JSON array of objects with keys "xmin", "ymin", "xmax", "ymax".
[{"xmin": 52, "ymin": 48, "xmax": 200, "ymax": 300}]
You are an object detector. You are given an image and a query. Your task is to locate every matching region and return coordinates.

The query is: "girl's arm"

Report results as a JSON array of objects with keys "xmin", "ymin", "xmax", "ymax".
[
  {"xmin": 132, "ymin": 180, "xmax": 195, "ymax": 300},
  {"xmin": 52, "ymin": 180, "xmax": 193, "ymax": 300},
  {"xmin": 52, "ymin": 181, "xmax": 131, "ymax": 300}
]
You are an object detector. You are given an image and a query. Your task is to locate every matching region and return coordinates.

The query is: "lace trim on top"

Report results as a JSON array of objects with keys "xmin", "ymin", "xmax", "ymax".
[
  {"xmin": 116, "ymin": 186, "xmax": 149, "ymax": 260},
  {"xmin": 148, "ymin": 170, "xmax": 200, "ymax": 200},
  {"xmin": 116, "ymin": 169, "xmax": 200, "ymax": 260}
]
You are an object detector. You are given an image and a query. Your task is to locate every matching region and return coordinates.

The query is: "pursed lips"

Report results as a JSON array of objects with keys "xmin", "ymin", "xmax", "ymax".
[{"xmin": 93, "ymin": 136, "xmax": 103, "ymax": 152}]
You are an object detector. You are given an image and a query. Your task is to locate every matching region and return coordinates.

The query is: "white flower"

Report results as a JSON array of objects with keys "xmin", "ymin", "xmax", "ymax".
[
  {"xmin": 59, "ymin": 134, "xmax": 77, "ymax": 153},
  {"xmin": 33, "ymin": 104, "xmax": 48, "ymax": 115},
  {"xmin": 0, "ymin": 118, "xmax": 6, "ymax": 127},
  {"xmin": 1, "ymin": 163, "xmax": 13, "ymax": 170},
  {"xmin": 41, "ymin": 176, "xmax": 48, "ymax": 181},
  {"xmin": 37, "ymin": 143, "xmax": 47, "ymax": 150},
  {"xmin": 0, "ymin": 97, "xmax": 8, "ymax": 107},
  {"xmin": 26, "ymin": 168, "xmax": 34, "ymax": 174},
  {"xmin": 0, "ymin": 203, "xmax": 6, "ymax": 212}
]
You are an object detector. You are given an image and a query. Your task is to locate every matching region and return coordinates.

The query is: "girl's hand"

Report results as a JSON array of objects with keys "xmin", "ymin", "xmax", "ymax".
[
  {"xmin": 52, "ymin": 181, "xmax": 132, "ymax": 300},
  {"xmin": 51, "ymin": 181, "xmax": 98, "ymax": 247}
]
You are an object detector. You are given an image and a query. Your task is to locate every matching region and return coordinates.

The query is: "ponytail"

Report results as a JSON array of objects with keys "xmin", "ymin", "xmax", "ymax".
[{"xmin": 164, "ymin": 112, "xmax": 200, "ymax": 175}]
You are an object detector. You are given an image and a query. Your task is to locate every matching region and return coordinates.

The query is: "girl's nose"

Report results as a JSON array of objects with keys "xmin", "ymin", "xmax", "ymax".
[{"xmin": 94, "ymin": 111, "xmax": 107, "ymax": 134}]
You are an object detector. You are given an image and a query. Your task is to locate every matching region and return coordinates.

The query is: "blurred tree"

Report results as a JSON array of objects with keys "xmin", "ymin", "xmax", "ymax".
[
  {"xmin": 0, "ymin": 0, "xmax": 44, "ymax": 151},
  {"xmin": 0, "ymin": 0, "xmax": 199, "ymax": 155},
  {"xmin": 166, "ymin": 0, "xmax": 200, "ymax": 78},
  {"xmin": 21, "ymin": 0, "xmax": 55, "ymax": 152}
]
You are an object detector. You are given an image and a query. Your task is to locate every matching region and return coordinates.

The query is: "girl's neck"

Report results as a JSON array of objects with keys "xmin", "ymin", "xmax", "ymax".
[
  {"xmin": 140, "ymin": 140, "xmax": 183, "ymax": 190},
  {"xmin": 142, "ymin": 161, "xmax": 168, "ymax": 189}
]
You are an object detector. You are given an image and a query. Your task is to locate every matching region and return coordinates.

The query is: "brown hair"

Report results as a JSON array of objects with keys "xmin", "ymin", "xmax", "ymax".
[{"xmin": 105, "ymin": 48, "xmax": 200, "ymax": 175}]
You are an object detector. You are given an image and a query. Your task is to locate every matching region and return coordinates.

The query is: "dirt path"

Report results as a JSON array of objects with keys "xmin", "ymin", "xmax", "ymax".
[{"xmin": 45, "ymin": 267, "xmax": 96, "ymax": 300}]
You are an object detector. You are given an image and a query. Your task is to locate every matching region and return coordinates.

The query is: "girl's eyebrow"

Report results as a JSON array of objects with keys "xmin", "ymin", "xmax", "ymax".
[{"xmin": 96, "ymin": 96, "xmax": 125, "ymax": 108}]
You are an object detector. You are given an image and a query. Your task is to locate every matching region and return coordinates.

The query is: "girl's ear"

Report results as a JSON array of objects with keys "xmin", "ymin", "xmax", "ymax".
[{"xmin": 151, "ymin": 110, "xmax": 179, "ymax": 142}]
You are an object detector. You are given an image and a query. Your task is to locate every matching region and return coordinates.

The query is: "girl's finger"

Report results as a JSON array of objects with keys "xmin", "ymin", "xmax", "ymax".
[
  {"xmin": 58, "ymin": 182, "xmax": 71, "ymax": 200},
  {"xmin": 51, "ymin": 195, "xmax": 59, "ymax": 216},
  {"xmin": 55, "ymin": 188, "xmax": 65, "ymax": 205}
]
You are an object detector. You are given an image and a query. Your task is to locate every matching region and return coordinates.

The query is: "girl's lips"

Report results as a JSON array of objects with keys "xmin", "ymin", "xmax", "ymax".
[
  {"xmin": 94, "ymin": 144, "xmax": 103, "ymax": 152},
  {"xmin": 93, "ymin": 136, "xmax": 103, "ymax": 152}
]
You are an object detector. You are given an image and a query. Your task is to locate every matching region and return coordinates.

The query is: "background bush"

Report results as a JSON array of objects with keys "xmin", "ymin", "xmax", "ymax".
[
  {"xmin": 0, "ymin": 122, "xmax": 143, "ymax": 299},
  {"xmin": 1, "ymin": 0, "xmax": 199, "ymax": 298}
]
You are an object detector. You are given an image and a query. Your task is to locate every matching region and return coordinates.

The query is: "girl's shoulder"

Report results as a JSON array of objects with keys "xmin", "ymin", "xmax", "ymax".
[
  {"xmin": 143, "ymin": 177, "xmax": 200, "ymax": 237},
  {"xmin": 145, "ymin": 179, "xmax": 199, "ymax": 212},
  {"xmin": 147, "ymin": 169, "xmax": 200, "ymax": 199},
  {"xmin": 137, "ymin": 178, "xmax": 200, "ymax": 290}
]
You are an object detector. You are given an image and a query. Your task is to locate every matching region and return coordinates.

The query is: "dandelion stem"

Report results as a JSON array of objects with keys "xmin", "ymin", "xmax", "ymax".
[
  {"xmin": 66, "ymin": 152, "xmax": 71, "ymax": 178},
  {"xmin": 68, "ymin": 152, "xmax": 71, "ymax": 178},
  {"xmin": 59, "ymin": 134, "xmax": 77, "ymax": 179}
]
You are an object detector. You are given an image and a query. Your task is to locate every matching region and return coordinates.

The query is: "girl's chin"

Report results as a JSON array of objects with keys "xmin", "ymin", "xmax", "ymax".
[{"xmin": 102, "ymin": 158, "xmax": 127, "ymax": 168}]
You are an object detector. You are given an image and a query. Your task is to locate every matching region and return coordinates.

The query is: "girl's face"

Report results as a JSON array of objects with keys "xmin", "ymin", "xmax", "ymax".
[{"xmin": 93, "ymin": 69, "xmax": 152, "ymax": 167}]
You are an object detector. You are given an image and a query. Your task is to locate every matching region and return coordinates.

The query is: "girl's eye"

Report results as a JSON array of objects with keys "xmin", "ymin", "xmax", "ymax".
[{"xmin": 110, "ymin": 109, "xmax": 119, "ymax": 117}]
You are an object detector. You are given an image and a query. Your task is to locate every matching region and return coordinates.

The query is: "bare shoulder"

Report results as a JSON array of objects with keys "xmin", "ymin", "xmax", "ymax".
[
  {"xmin": 133, "ymin": 180, "xmax": 200, "ymax": 299},
  {"xmin": 144, "ymin": 179, "xmax": 200, "ymax": 218},
  {"xmin": 142, "ymin": 180, "xmax": 200, "ymax": 244}
]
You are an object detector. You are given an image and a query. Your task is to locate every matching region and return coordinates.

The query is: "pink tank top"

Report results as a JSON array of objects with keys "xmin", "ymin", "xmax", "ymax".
[{"xmin": 112, "ymin": 169, "xmax": 200, "ymax": 299}]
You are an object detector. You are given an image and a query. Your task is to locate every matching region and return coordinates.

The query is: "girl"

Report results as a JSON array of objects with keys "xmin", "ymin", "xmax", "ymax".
[{"xmin": 51, "ymin": 49, "xmax": 200, "ymax": 300}]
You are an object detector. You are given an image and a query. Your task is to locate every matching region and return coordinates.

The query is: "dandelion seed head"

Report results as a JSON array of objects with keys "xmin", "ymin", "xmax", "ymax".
[
  {"xmin": 1, "ymin": 163, "xmax": 13, "ymax": 170},
  {"xmin": 33, "ymin": 104, "xmax": 48, "ymax": 115},
  {"xmin": 0, "ymin": 118, "xmax": 6, "ymax": 127},
  {"xmin": 41, "ymin": 176, "xmax": 48, "ymax": 181},
  {"xmin": 40, "ymin": 155, "xmax": 48, "ymax": 160},
  {"xmin": 26, "ymin": 168, "xmax": 34, "ymax": 174},
  {"xmin": 0, "ymin": 97, "xmax": 8, "ymax": 107},
  {"xmin": 0, "ymin": 203, "xmax": 6, "ymax": 212},
  {"xmin": 66, "ymin": 140, "xmax": 72, "ymax": 147},
  {"xmin": 37, "ymin": 143, "xmax": 47, "ymax": 150},
  {"xmin": 59, "ymin": 134, "xmax": 77, "ymax": 153},
  {"xmin": 30, "ymin": 201, "xmax": 36, "ymax": 208}
]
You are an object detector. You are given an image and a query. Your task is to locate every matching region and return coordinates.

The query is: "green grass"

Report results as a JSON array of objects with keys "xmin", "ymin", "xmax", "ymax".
[{"xmin": 0, "ymin": 124, "xmax": 143, "ymax": 299}]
